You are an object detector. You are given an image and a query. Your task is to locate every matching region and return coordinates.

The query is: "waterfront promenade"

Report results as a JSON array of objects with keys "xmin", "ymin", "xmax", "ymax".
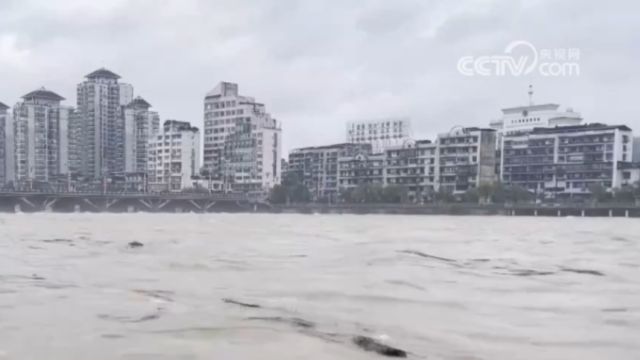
[
  {"xmin": 0, "ymin": 191, "xmax": 638, "ymax": 216},
  {"xmin": 0, "ymin": 191, "xmax": 267, "ymax": 213}
]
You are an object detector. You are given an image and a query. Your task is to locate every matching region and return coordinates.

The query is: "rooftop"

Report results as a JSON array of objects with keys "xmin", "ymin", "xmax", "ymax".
[
  {"xmin": 0, "ymin": 101, "xmax": 8, "ymax": 111},
  {"xmin": 531, "ymin": 123, "xmax": 632, "ymax": 134},
  {"xmin": 85, "ymin": 68, "xmax": 121, "ymax": 80},
  {"xmin": 205, "ymin": 82, "xmax": 239, "ymax": 99},
  {"xmin": 501, "ymin": 103, "xmax": 560, "ymax": 114},
  {"xmin": 22, "ymin": 87, "xmax": 65, "ymax": 101},
  {"xmin": 291, "ymin": 143, "xmax": 371, "ymax": 152},
  {"xmin": 163, "ymin": 119, "xmax": 199, "ymax": 133},
  {"xmin": 127, "ymin": 96, "xmax": 151, "ymax": 109}
]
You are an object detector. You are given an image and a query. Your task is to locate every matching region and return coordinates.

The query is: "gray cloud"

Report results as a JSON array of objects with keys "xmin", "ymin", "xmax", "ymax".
[{"xmin": 1, "ymin": 0, "xmax": 639, "ymax": 153}]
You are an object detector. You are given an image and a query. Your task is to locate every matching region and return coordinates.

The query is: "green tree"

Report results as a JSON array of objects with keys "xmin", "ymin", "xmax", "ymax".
[
  {"xmin": 476, "ymin": 182, "xmax": 493, "ymax": 204},
  {"xmin": 462, "ymin": 188, "xmax": 479, "ymax": 203},
  {"xmin": 588, "ymin": 183, "xmax": 610, "ymax": 204},
  {"xmin": 434, "ymin": 187, "xmax": 455, "ymax": 203},
  {"xmin": 268, "ymin": 172, "xmax": 312, "ymax": 204}
]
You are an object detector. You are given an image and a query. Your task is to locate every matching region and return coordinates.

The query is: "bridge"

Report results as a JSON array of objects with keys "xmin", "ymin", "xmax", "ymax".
[{"xmin": 0, "ymin": 192, "xmax": 273, "ymax": 213}]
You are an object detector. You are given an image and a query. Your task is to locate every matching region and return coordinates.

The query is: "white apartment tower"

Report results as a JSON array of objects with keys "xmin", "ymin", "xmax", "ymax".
[
  {"xmin": 347, "ymin": 118, "xmax": 411, "ymax": 153},
  {"xmin": 123, "ymin": 96, "xmax": 160, "ymax": 173},
  {"xmin": 203, "ymin": 82, "xmax": 282, "ymax": 193},
  {"xmin": 73, "ymin": 68, "xmax": 133, "ymax": 179},
  {"xmin": 148, "ymin": 120, "xmax": 201, "ymax": 192},
  {"xmin": 12, "ymin": 88, "xmax": 70, "ymax": 184},
  {"xmin": 0, "ymin": 102, "xmax": 12, "ymax": 185}
]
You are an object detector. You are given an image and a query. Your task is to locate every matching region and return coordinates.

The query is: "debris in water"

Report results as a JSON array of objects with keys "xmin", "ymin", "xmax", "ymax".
[
  {"xmin": 399, "ymin": 250, "xmax": 455, "ymax": 263},
  {"xmin": 352, "ymin": 336, "xmax": 407, "ymax": 357},
  {"xmin": 128, "ymin": 241, "xmax": 144, "ymax": 248},
  {"xmin": 222, "ymin": 298, "xmax": 261, "ymax": 308},
  {"xmin": 561, "ymin": 268, "xmax": 605, "ymax": 276},
  {"xmin": 508, "ymin": 269, "xmax": 555, "ymax": 277},
  {"xmin": 248, "ymin": 316, "xmax": 315, "ymax": 329}
]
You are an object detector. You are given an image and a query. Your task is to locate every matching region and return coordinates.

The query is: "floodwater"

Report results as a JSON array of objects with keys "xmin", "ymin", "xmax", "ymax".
[{"xmin": 0, "ymin": 214, "xmax": 638, "ymax": 360}]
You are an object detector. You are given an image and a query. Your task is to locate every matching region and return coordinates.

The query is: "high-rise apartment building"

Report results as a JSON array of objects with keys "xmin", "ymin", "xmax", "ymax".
[
  {"xmin": 123, "ymin": 96, "xmax": 159, "ymax": 173},
  {"xmin": 12, "ymin": 88, "xmax": 70, "ymax": 185},
  {"xmin": 347, "ymin": 118, "xmax": 411, "ymax": 153},
  {"xmin": 148, "ymin": 120, "xmax": 200, "ymax": 192},
  {"xmin": 0, "ymin": 102, "xmax": 11, "ymax": 186},
  {"xmin": 502, "ymin": 124, "xmax": 634, "ymax": 197},
  {"xmin": 203, "ymin": 82, "xmax": 282, "ymax": 193},
  {"xmin": 73, "ymin": 68, "xmax": 130, "ymax": 179}
]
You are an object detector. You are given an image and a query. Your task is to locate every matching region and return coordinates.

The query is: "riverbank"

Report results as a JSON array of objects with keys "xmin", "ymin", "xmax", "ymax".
[{"xmin": 271, "ymin": 203, "xmax": 640, "ymax": 217}]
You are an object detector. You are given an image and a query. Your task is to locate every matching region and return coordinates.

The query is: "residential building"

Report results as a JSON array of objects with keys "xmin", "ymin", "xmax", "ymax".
[
  {"xmin": 73, "ymin": 68, "xmax": 131, "ymax": 179},
  {"xmin": 338, "ymin": 152, "xmax": 385, "ymax": 190},
  {"xmin": 437, "ymin": 127, "xmax": 497, "ymax": 194},
  {"xmin": 347, "ymin": 117, "xmax": 411, "ymax": 153},
  {"xmin": 203, "ymin": 82, "xmax": 281, "ymax": 193},
  {"xmin": 12, "ymin": 88, "xmax": 71, "ymax": 186},
  {"xmin": 0, "ymin": 101, "xmax": 12, "ymax": 186},
  {"xmin": 633, "ymin": 137, "xmax": 640, "ymax": 162},
  {"xmin": 384, "ymin": 140, "xmax": 438, "ymax": 201},
  {"xmin": 123, "ymin": 96, "xmax": 160, "ymax": 173},
  {"xmin": 148, "ymin": 120, "xmax": 200, "ymax": 192},
  {"xmin": 288, "ymin": 143, "xmax": 371, "ymax": 201},
  {"xmin": 501, "ymin": 124, "xmax": 633, "ymax": 197}
]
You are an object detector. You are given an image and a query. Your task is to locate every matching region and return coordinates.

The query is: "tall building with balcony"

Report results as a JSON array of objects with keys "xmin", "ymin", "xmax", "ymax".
[
  {"xmin": 347, "ymin": 117, "xmax": 411, "ymax": 153},
  {"xmin": 501, "ymin": 124, "xmax": 633, "ymax": 197},
  {"xmin": 73, "ymin": 68, "xmax": 133, "ymax": 179},
  {"xmin": 384, "ymin": 140, "xmax": 438, "ymax": 201},
  {"xmin": 288, "ymin": 143, "xmax": 371, "ymax": 201},
  {"xmin": 203, "ymin": 82, "xmax": 282, "ymax": 193},
  {"xmin": 437, "ymin": 127, "xmax": 497, "ymax": 194},
  {"xmin": 123, "ymin": 96, "xmax": 160, "ymax": 173},
  {"xmin": 148, "ymin": 120, "xmax": 200, "ymax": 192},
  {"xmin": 12, "ymin": 88, "xmax": 71, "ymax": 185},
  {"xmin": 0, "ymin": 101, "xmax": 12, "ymax": 186}
]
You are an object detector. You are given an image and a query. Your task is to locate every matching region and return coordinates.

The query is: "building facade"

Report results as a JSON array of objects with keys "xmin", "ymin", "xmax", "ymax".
[
  {"xmin": 338, "ymin": 152, "xmax": 386, "ymax": 190},
  {"xmin": 490, "ymin": 103, "xmax": 582, "ymax": 139},
  {"xmin": 384, "ymin": 140, "xmax": 438, "ymax": 201},
  {"xmin": 203, "ymin": 82, "xmax": 281, "ymax": 193},
  {"xmin": 347, "ymin": 117, "xmax": 411, "ymax": 153},
  {"xmin": 148, "ymin": 120, "xmax": 201, "ymax": 192},
  {"xmin": 501, "ymin": 124, "xmax": 633, "ymax": 197},
  {"xmin": 123, "ymin": 96, "xmax": 159, "ymax": 173},
  {"xmin": 288, "ymin": 143, "xmax": 371, "ymax": 201},
  {"xmin": 0, "ymin": 102, "xmax": 12, "ymax": 186},
  {"xmin": 12, "ymin": 88, "xmax": 70, "ymax": 186},
  {"xmin": 437, "ymin": 127, "xmax": 497, "ymax": 194},
  {"xmin": 73, "ymin": 68, "xmax": 131, "ymax": 179}
]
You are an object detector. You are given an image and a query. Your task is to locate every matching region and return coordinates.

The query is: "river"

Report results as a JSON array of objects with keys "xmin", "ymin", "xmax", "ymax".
[{"xmin": 0, "ymin": 214, "xmax": 638, "ymax": 360}]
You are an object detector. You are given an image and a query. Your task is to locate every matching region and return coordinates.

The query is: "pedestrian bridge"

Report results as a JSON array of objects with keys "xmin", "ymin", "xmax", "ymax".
[{"xmin": 0, "ymin": 192, "xmax": 272, "ymax": 213}]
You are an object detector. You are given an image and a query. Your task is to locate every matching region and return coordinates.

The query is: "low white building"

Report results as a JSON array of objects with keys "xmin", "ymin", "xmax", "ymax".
[
  {"xmin": 347, "ymin": 117, "xmax": 411, "ymax": 153},
  {"xmin": 148, "ymin": 120, "xmax": 201, "ymax": 192}
]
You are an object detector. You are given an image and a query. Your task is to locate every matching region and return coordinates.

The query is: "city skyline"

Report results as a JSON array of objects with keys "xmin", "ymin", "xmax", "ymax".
[{"xmin": 1, "ymin": 0, "xmax": 639, "ymax": 153}]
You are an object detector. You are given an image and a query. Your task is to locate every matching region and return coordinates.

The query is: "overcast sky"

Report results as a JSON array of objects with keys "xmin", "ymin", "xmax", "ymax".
[{"xmin": 1, "ymin": 0, "xmax": 638, "ymax": 152}]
